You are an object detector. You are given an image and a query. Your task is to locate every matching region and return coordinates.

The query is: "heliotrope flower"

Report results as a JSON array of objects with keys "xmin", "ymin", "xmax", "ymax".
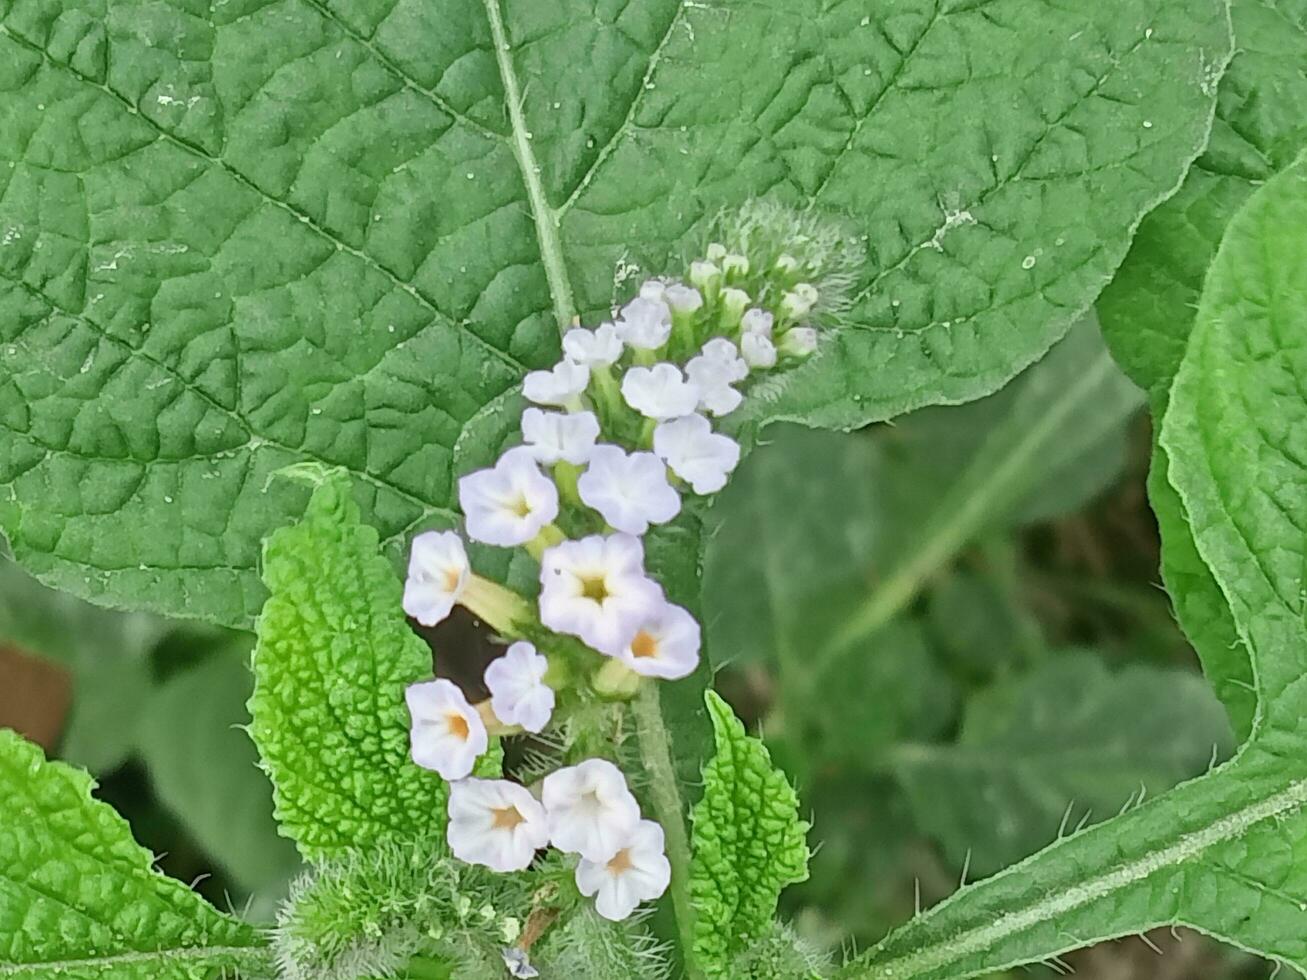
[
  {"xmin": 446, "ymin": 777, "xmax": 549, "ymax": 873},
  {"xmin": 577, "ymin": 445, "xmax": 681, "ymax": 535},
  {"xmin": 653, "ymin": 414, "xmax": 741, "ymax": 494},
  {"xmin": 562, "ymin": 324, "xmax": 623, "ymax": 367},
  {"xmin": 538, "ymin": 534, "xmax": 664, "ymax": 653},
  {"xmin": 615, "ymin": 296, "xmax": 672, "ymax": 350},
  {"xmin": 485, "ymin": 641, "xmax": 555, "ymax": 733},
  {"xmin": 402, "ymin": 530, "xmax": 469, "ymax": 626},
  {"xmin": 521, "ymin": 408, "xmax": 600, "ymax": 466},
  {"xmin": 617, "ymin": 601, "xmax": 701, "ymax": 680},
  {"xmin": 523, "ymin": 359, "xmax": 590, "ymax": 407},
  {"xmin": 621, "ymin": 363, "xmax": 701, "ymax": 420},
  {"xmin": 459, "ymin": 447, "xmax": 559, "ymax": 547},
  {"xmin": 542, "ymin": 758, "xmax": 641, "ymax": 862},
  {"xmin": 664, "ymin": 283, "xmax": 703, "ymax": 314},
  {"xmin": 575, "ymin": 819, "xmax": 672, "ymax": 921},
  {"xmin": 406, "ymin": 679, "xmax": 488, "ymax": 781},
  {"xmin": 685, "ymin": 338, "xmax": 746, "ymax": 417},
  {"xmin": 742, "ymin": 308, "xmax": 774, "ymax": 337}
]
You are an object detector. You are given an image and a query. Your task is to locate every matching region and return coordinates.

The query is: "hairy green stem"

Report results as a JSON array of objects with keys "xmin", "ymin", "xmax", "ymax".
[{"xmin": 630, "ymin": 682, "xmax": 705, "ymax": 980}]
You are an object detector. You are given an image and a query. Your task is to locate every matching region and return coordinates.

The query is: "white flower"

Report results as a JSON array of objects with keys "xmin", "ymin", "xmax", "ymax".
[
  {"xmin": 542, "ymin": 758, "xmax": 641, "ymax": 862},
  {"xmin": 685, "ymin": 338, "xmax": 746, "ymax": 417},
  {"xmin": 741, "ymin": 331, "xmax": 777, "ymax": 369},
  {"xmin": 618, "ymin": 601, "xmax": 701, "ymax": 680},
  {"xmin": 575, "ymin": 819, "xmax": 672, "ymax": 921},
  {"xmin": 639, "ymin": 279, "xmax": 668, "ymax": 301},
  {"xmin": 615, "ymin": 296, "xmax": 672, "ymax": 350},
  {"xmin": 741, "ymin": 308, "xmax": 774, "ymax": 337},
  {"xmin": 779, "ymin": 326, "xmax": 819, "ymax": 357},
  {"xmin": 402, "ymin": 531, "xmax": 469, "ymax": 626},
  {"xmin": 621, "ymin": 363, "xmax": 701, "ymax": 420},
  {"xmin": 407, "ymin": 679, "xmax": 488, "ymax": 781},
  {"xmin": 484, "ymin": 641, "xmax": 555, "ymax": 733},
  {"xmin": 446, "ymin": 778, "xmax": 549, "ymax": 873},
  {"xmin": 539, "ymin": 534, "xmax": 664, "ymax": 653},
  {"xmin": 664, "ymin": 283, "xmax": 703, "ymax": 314},
  {"xmin": 577, "ymin": 445, "xmax": 681, "ymax": 535},
  {"xmin": 501, "ymin": 949, "xmax": 539, "ymax": 979},
  {"xmin": 563, "ymin": 324, "xmax": 623, "ymax": 367},
  {"xmin": 523, "ymin": 359, "xmax": 590, "ymax": 407},
  {"xmin": 653, "ymin": 414, "xmax": 741, "ymax": 495},
  {"xmin": 459, "ymin": 447, "xmax": 559, "ymax": 547},
  {"xmin": 521, "ymin": 408, "xmax": 600, "ymax": 466}
]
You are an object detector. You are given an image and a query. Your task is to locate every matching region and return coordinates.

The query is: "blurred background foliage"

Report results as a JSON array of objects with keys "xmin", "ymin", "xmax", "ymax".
[{"xmin": 0, "ymin": 316, "xmax": 1273, "ymax": 977}]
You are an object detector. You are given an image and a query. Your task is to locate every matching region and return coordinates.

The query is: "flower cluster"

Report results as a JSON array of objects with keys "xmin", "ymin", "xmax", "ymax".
[{"xmin": 400, "ymin": 229, "xmax": 833, "ymax": 923}]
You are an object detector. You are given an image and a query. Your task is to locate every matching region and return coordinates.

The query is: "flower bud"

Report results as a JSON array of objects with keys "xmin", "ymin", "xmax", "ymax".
[
  {"xmin": 780, "ymin": 283, "xmax": 818, "ymax": 319},
  {"xmin": 721, "ymin": 253, "xmax": 750, "ymax": 279},
  {"xmin": 705, "ymin": 242, "xmax": 727, "ymax": 262},
  {"xmin": 719, "ymin": 287, "xmax": 750, "ymax": 329},
  {"xmin": 774, "ymin": 253, "xmax": 800, "ymax": 276},
  {"xmin": 779, "ymin": 326, "xmax": 818, "ymax": 358},
  {"xmin": 690, "ymin": 260, "xmax": 722, "ymax": 293}
]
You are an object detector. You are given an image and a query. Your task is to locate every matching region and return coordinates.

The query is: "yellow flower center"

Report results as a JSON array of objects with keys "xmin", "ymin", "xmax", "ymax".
[
  {"xmin": 491, "ymin": 805, "xmax": 525, "ymax": 830},
  {"xmin": 630, "ymin": 630, "xmax": 658, "ymax": 658}
]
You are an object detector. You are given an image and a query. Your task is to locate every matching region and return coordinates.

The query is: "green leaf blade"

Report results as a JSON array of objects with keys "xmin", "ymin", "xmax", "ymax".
[
  {"xmin": 1, "ymin": 0, "xmax": 1230, "ymax": 628},
  {"xmin": 688, "ymin": 691, "xmax": 809, "ymax": 978},
  {"xmin": 0, "ymin": 728, "xmax": 267, "ymax": 979},
  {"xmin": 248, "ymin": 471, "xmax": 445, "ymax": 861}
]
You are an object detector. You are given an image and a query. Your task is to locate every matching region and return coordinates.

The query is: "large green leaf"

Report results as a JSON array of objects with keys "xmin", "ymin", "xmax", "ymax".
[
  {"xmin": 138, "ymin": 646, "xmax": 301, "ymax": 893},
  {"xmin": 0, "ymin": 553, "xmax": 168, "ymax": 773},
  {"xmin": 0, "ymin": 727, "xmax": 270, "ymax": 979},
  {"xmin": 838, "ymin": 148, "xmax": 1307, "ymax": 980},
  {"xmin": 893, "ymin": 651, "xmax": 1233, "ymax": 878},
  {"xmin": 0, "ymin": 0, "xmax": 1228, "ymax": 630},
  {"xmin": 247, "ymin": 471, "xmax": 445, "ymax": 861},
  {"xmin": 1097, "ymin": 0, "xmax": 1307, "ymax": 739}
]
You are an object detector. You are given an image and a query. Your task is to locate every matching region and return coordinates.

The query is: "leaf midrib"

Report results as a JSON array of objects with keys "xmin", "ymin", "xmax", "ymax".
[{"xmin": 844, "ymin": 766, "xmax": 1307, "ymax": 979}]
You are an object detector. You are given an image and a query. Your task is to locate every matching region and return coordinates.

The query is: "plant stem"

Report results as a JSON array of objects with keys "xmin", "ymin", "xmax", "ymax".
[{"xmin": 631, "ymin": 682, "xmax": 705, "ymax": 980}]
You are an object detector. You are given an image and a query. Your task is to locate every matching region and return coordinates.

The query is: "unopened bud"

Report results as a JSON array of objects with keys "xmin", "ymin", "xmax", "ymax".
[
  {"xmin": 721, "ymin": 253, "xmax": 750, "ymax": 279},
  {"xmin": 705, "ymin": 242, "xmax": 727, "ymax": 262},
  {"xmin": 690, "ymin": 260, "xmax": 722, "ymax": 292},
  {"xmin": 774, "ymin": 253, "xmax": 800, "ymax": 276},
  {"xmin": 719, "ymin": 287, "xmax": 750, "ymax": 328},
  {"xmin": 665, "ymin": 283, "xmax": 704, "ymax": 314},
  {"xmin": 779, "ymin": 326, "xmax": 819, "ymax": 358}
]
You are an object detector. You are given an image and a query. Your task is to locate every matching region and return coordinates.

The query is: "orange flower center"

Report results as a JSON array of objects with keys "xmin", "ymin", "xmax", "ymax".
[
  {"xmin": 607, "ymin": 848, "xmax": 634, "ymax": 874},
  {"xmin": 630, "ymin": 630, "xmax": 658, "ymax": 658},
  {"xmin": 491, "ymin": 805, "xmax": 525, "ymax": 830},
  {"xmin": 447, "ymin": 712, "xmax": 470, "ymax": 741}
]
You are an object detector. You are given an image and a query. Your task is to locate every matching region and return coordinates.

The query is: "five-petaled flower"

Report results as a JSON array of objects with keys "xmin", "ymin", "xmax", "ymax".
[
  {"xmin": 446, "ymin": 777, "xmax": 550, "ymax": 873},
  {"xmin": 406, "ymin": 679, "xmax": 488, "ymax": 781},
  {"xmin": 542, "ymin": 758, "xmax": 642, "ymax": 862},
  {"xmin": 654, "ymin": 414, "xmax": 741, "ymax": 495},
  {"xmin": 538, "ymin": 534, "xmax": 664, "ymax": 654},
  {"xmin": 575, "ymin": 819, "xmax": 672, "ymax": 921},
  {"xmin": 485, "ymin": 641, "xmax": 555, "ymax": 733},
  {"xmin": 459, "ymin": 447, "xmax": 560, "ymax": 547},
  {"xmin": 617, "ymin": 601, "xmax": 701, "ymax": 680},
  {"xmin": 401, "ymin": 530, "xmax": 468, "ymax": 626},
  {"xmin": 577, "ymin": 445, "xmax": 681, "ymax": 535}
]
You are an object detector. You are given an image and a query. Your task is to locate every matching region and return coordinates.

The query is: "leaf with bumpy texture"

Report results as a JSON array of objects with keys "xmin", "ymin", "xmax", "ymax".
[
  {"xmin": 0, "ymin": 727, "xmax": 269, "ymax": 979},
  {"xmin": 0, "ymin": 0, "xmax": 1229, "ymax": 630},
  {"xmin": 836, "ymin": 149, "xmax": 1307, "ymax": 980},
  {"xmin": 893, "ymin": 651, "xmax": 1233, "ymax": 877},
  {"xmin": 248, "ymin": 471, "xmax": 445, "ymax": 862},
  {"xmin": 689, "ymin": 691, "xmax": 809, "ymax": 978}
]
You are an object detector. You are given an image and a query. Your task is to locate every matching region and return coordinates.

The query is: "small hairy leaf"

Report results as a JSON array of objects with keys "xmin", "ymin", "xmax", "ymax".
[
  {"xmin": 838, "ymin": 144, "xmax": 1307, "ymax": 980},
  {"xmin": 248, "ymin": 471, "xmax": 445, "ymax": 861},
  {"xmin": 689, "ymin": 691, "xmax": 809, "ymax": 977},
  {"xmin": 893, "ymin": 651, "xmax": 1233, "ymax": 877},
  {"xmin": 0, "ymin": 0, "xmax": 1228, "ymax": 631},
  {"xmin": 0, "ymin": 727, "xmax": 268, "ymax": 979}
]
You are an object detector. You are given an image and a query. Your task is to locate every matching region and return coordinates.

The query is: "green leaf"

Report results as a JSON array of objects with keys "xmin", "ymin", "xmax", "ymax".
[
  {"xmin": 1099, "ymin": 0, "xmax": 1307, "ymax": 395},
  {"xmin": 1096, "ymin": 0, "xmax": 1307, "ymax": 737},
  {"xmin": 689, "ymin": 691, "xmax": 809, "ymax": 978},
  {"xmin": 0, "ymin": 553, "xmax": 168, "ymax": 773},
  {"xmin": 137, "ymin": 645, "xmax": 301, "ymax": 893},
  {"xmin": 0, "ymin": 0, "xmax": 1228, "ymax": 629},
  {"xmin": 893, "ymin": 651, "xmax": 1234, "ymax": 877},
  {"xmin": 837, "ymin": 145, "xmax": 1307, "ymax": 980},
  {"xmin": 247, "ymin": 471, "xmax": 445, "ymax": 862},
  {"xmin": 0, "ymin": 727, "xmax": 269, "ymax": 979}
]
